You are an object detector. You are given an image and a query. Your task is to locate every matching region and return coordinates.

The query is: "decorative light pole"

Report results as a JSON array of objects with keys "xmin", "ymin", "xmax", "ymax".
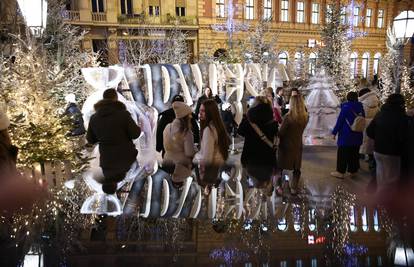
[
  {"xmin": 17, "ymin": 0, "xmax": 48, "ymax": 37},
  {"xmin": 392, "ymin": 10, "xmax": 414, "ymax": 93}
]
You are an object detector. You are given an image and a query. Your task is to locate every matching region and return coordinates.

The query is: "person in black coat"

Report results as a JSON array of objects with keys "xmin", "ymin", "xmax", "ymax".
[
  {"xmin": 156, "ymin": 94, "xmax": 200, "ymax": 156},
  {"xmin": 238, "ymin": 96, "xmax": 278, "ymax": 168},
  {"xmin": 194, "ymin": 87, "xmax": 222, "ymax": 120},
  {"xmin": 63, "ymin": 94, "xmax": 86, "ymax": 136},
  {"xmin": 220, "ymin": 102, "xmax": 238, "ymax": 136},
  {"xmin": 86, "ymin": 89, "xmax": 141, "ymax": 194},
  {"xmin": 366, "ymin": 93, "xmax": 408, "ymax": 189}
]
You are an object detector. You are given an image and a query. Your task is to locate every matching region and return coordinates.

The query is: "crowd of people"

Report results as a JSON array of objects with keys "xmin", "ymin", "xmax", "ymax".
[
  {"xmin": 330, "ymin": 88, "xmax": 414, "ymax": 193},
  {"xmin": 1, "ymin": 83, "xmax": 413, "ymax": 200}
]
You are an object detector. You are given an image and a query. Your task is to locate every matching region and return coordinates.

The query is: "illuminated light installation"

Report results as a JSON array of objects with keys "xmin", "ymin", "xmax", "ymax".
[{"xmin": 211, "ymin": 0, "xmax": 249, "ymax": 49}]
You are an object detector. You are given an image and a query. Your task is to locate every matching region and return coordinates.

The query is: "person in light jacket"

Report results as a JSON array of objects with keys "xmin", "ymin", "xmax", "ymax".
[
  {"xmin": 358, "ymin": 88, "xmax": 380, "ymax": 165},
  {"xmin": 163, "ymin": 101, "xmax": 196, "ymax": 185},
  {"xmin": 194, "ymin": 99, "xmax": 230, "ymax": 165},
  {"xmin": 278, "ymin": 95, "xmax": 309, "ymax": 194}
]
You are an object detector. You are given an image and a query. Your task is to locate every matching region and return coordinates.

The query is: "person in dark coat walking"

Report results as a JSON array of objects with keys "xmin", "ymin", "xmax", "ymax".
[
  {"xmin": 63, "ymin": 94, "xmax": 86, "ymax": 136},
  {"xmin": 331, "ymin": 91, "xmax": 365, "ymax": 179},
  {"xmin": 194, "ymin": 87, "xmax": 222, "ymax": 120},
  {"xmin": 86, "ymin": 89, "xmax": 141, "ymax": 194},
  {"xmin": 156, "ymin": 95, "xmax": 199, "ymax": 156},
  {"xmin": 220, "ymin": 102, "xmax": 238, "ymax": 135},
  {"xmin": 367, "ymin": 94, "xmax": 408, "ymax": 189},
  {"xmin": 275, "ymin": 87, "xmax": 287, "ymax": 115},
  {"xmin": 238, "ymin": 96, "xmax": 278, "ymax": 181}
]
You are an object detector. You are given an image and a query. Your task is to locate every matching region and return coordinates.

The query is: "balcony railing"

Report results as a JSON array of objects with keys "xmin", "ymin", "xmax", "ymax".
[
  {"xmin": 63, "ymin": 10, "xmax": 80, "ymax": 21},
  {"xmin": 92, "ymin": 12, "xmax": 107, "ymax": 22},
  {"xmin": 118, "ymin": 14, "xmax": 197, "ymax": 26}
]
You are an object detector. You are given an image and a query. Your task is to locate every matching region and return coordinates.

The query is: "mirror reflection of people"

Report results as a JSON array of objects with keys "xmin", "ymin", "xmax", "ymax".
[
  {"xmin": 275, "ymin": 87, "xmax": 287, "ymax": 115},
  {"xmin": 195, "ymin": 87, "xmax": 222, "ymax": 120},
  {"xmin": 194, "ymin": 99, "xmax": 230, "ymax": 165},
  {"xmin": 86, "ymin": 89, "xmax": 141, "ymax": 194}
]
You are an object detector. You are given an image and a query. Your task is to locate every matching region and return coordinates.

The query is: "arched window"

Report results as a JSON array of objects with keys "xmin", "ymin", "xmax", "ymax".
[
  {"xmin": 294, "ymin": 52, "xmax": 304, "ymax": 78},
  {"xmin": 308, "ymin": 52, "xmax": 317, "ymax": 75},
  {"xmin": 349, "ymin": 206, "xmax": 357, "ymax": 232},
  {"xmin": 293, "ymin": 204, "xmax": 301, "ymax": 231},
  {"xmin": 278, "ymin": 51, "xmax": 289, "ymax": 66},
  {"xmin": 309, "ymin": 208, "xmax": 316, "ymax": 231},
  {"xmin": 362, "ymin": 52, "xmax": 370, "ymax": 78},
  {"xmin": 362, "ymin": 206, "xmax": 369, "ymax": 232},
  {"xmin": 373, "ymin": 208, "xmax": 380, "ymax": 232},
  {"xmin": 373, "ymin": 53, "xmax": 381, "ymax": 75},
  {"xmin": 277, "ymin": 217, "xmax": 288, "ymax": 231},
  {"xmin": 350, "ymin": 52, "xmax": 358, "ymax": 78}
]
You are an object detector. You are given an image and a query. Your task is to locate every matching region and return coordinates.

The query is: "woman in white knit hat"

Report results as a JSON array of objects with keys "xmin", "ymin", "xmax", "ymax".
[
  {"xmin": 162, "ymin": 101, "xmax": 196, "ymax": 186},
  {"xmin": 0, "ymin": 107, "xmax": 18, "ymax": 177}
]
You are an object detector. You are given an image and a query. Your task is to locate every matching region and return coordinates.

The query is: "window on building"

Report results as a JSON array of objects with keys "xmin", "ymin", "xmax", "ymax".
[
  {"xmin": 245, "ymin": 0, "xmax": 254, "ymax": 20},
  {"xmin": 362, "ymin": 52, "xmax": 369, "ymax": 78},
  {"xmin": 278, "ymin": 51, "xmax": 288, "ymax": 66},
  {"xmin": 362, "ymin": 206, "xmax": 369, "ymax": 232},
  {"xmin": 325, "ymin": 4, "xmax": 332, "ymax": 23},
  {"xmin": 349, "ymin": 205, "xmax": 357, "ymax": 231},
  {"xmin": 353, "ymin": 6, "xmax": 360, "ymax": 26},
  {"xmin": 311, "ymin": 258, "xmax": 318, "ymax": 267},
  {"xmin": 365, "ymin": 8, "xmax": 372, "ymax": 27},
  {"xmin": 309, "ymin": 208, "xmax": 317, "ymax": 231},
  {"xmin": 281, "ymin": 0, "xmax": 289, "ymax": 22},
  {"xmin": 377, "ymin": 9, "xmax": 384, "ymax": 28},
  {"xmin": 297, "ymin": 2, "xmax": 304, "ymax": 23},
  {"xmin": 373, "ymin": 209, "xmax": 380, "ymax": 231},
  {"xmin": 149, "ymin": 5, "xmax": 160, "ymax": 16},
  {"xmin": 264, "ymin": 0, "xmax": 272, "ymax": 20},
  {"xmin": 373, "ymin": 52, "xmax": 381, "ymax": 75},
  {"xmin": 120, "ymin": 0, "xmax": 133, "ymax": 15},
  {"xmin": 216, "ymin": 0, "xmax": 225, "ymax": 17},
  {"xmin": 176, "ymin": 6, "xmax": 185, "ymax": 16},
  {"xmin": 277, "ymin": 217, "xmax": 288, "ymax": 231},
  {"xmin": 294, "ymin": 52, "xmax": 303, "ymax": 78},
  {"xmin": 91, "ymin": 0, "xmax": 104, "ymax": 12},
  {"xmin": 340, "ymin": 7, "xmax": 347, "ymax": 24},
  {"xmin": 311, "ymin": 3, "xmax": 319, "ymax": 24},
  {"xmin": 309, "ymin": 52, "xmax": 317, "ymax": 75}
]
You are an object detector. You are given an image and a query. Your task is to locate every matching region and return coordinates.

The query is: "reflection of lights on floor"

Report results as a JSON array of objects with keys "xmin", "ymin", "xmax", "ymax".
[
  {"xmin": 394, "ymin": 246, "xmax": 414, "ymax": 266},
  {"xmin": 23, "ymin": 247, "xmax": 44, "ymax": 267}
]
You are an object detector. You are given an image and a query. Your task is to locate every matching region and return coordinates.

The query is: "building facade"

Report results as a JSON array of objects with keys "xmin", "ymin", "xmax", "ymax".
[{"xmin": 64, "ymin": 0, "xmax": 413, "ymax": 80}]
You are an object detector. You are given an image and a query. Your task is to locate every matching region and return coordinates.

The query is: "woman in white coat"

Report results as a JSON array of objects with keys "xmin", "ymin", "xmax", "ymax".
[
  {"xmin": 358, "ymin": 88, "xmax": 380, "ymax": 168},
  {"xmin": 163, "ymin": 102, "xmax": 196, "ymax": 184}
]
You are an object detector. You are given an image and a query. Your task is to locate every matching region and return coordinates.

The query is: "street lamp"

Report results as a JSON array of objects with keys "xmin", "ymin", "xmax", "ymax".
[
  {"xmin": 391, "ymin": 10, "xmax": 414, "ymax": 93},
  {"xmin": 17, "ymin": 0, "xmax": 48, "ymax": 37}
]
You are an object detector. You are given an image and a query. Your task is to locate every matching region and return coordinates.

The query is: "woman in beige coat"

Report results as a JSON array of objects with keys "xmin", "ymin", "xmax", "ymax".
[
  {"xmin": 163, "ymin": 102, "xmax": 196, "ymax": 185},
  {"xmin": 277, "ymin": 95, "xmax": 309, "ymax": 195}
]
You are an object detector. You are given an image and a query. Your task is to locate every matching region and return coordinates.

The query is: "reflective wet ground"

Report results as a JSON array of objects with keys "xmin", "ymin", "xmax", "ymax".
[{"xmin": 2, "ymin": 146, "xmax": 414, "ymax": 266}]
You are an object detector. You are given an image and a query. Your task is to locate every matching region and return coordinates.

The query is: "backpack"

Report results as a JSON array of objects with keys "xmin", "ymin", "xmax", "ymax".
[{"xmin": 346, "ymin": 109, "xmax": 365, "ymax": 132}]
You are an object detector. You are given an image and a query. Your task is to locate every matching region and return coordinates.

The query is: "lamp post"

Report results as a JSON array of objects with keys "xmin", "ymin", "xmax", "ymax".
[
  {"xmin": 17, "ymin": 0, "xmax": 48, "ymax": 38},
  {"xmin": 392, "ymin": 10, "xmax": 414, "ymax": 93}
]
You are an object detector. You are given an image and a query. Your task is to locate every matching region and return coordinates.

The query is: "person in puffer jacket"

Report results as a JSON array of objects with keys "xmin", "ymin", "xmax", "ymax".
[
  {"xmin": 331, "ymin": 91, "xmax": 365, "ymax": 179},
  {"xmin": 358, "ymin": 88, "xmax": 380, "ymax": 168}
]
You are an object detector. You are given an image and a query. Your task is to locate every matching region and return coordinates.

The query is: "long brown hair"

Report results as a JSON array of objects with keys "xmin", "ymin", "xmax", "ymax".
[
  {"xmin": 200, "ymin": 99, "xmax": 230, "ymax": 160},
  {"xmin": 288, "ymin": 95, "xmax": 308, "ymax": 124},
  {"xmin": 0, "ymin": 129, "xmax": 11, "ymax": 147}
]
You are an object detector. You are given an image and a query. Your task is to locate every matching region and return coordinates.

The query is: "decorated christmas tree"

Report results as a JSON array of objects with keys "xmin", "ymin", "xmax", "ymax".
[{"xmin": 319, "ymin": 3, "xmax": 354, "ymax": 95}]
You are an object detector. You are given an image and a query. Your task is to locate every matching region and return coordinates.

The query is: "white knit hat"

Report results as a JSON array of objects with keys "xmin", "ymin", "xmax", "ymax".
[
  {"xmin": 0, "ymin": 108, "xmax": 10, "ymax": 131},
  {"xmin": 172, "ymin": 101, "xmax": 192, "ymax": 119}
]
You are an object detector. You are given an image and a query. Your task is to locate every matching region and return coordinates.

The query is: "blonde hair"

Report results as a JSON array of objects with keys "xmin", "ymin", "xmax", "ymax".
[
  {"xmin": 288, "ymin": 95, "xmax": 308, "ymax": 123},
  {"xmin": 252, "ymin": 96, "xmax": 271, "ymax": 108}
]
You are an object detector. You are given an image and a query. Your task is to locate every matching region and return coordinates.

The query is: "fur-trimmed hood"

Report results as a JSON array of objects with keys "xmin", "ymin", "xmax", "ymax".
[
  {"xmin": 358, "ymin": 91, "xmax": 380, "ymax": 109},
  {"xmin": 94, "ymin": 99, "xmax": 127, "ymax": 116}
]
